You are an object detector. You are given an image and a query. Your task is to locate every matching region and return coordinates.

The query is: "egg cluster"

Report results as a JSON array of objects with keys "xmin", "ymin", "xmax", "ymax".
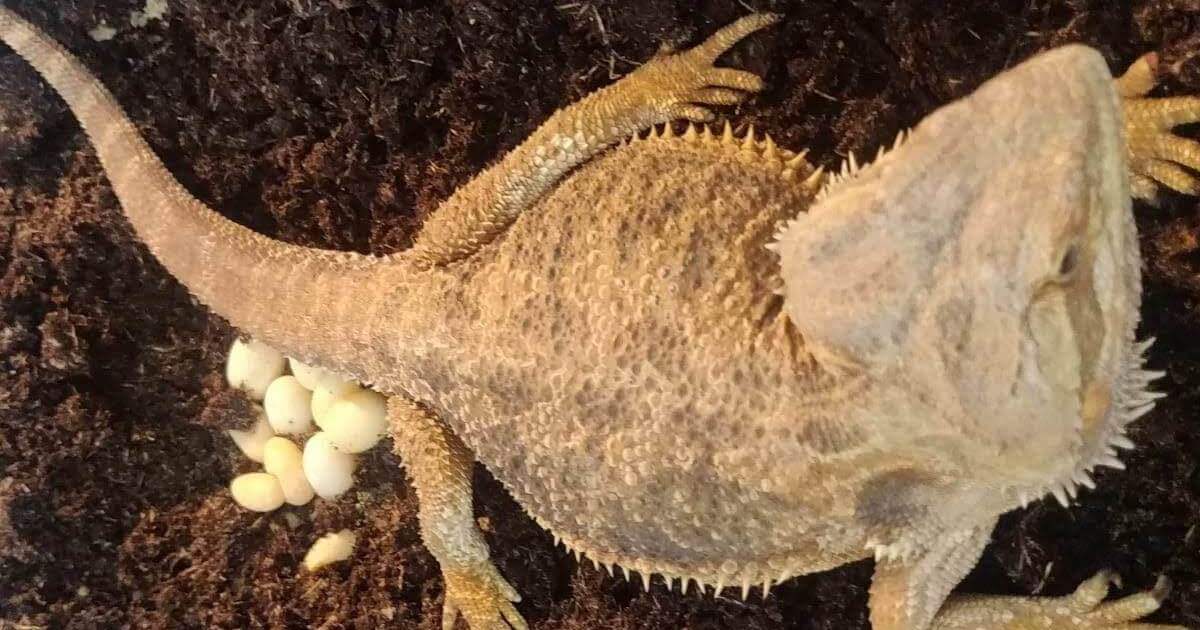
[{"xmin": 223, "ymin": 339, "xmax": 388, "ymax": 511}]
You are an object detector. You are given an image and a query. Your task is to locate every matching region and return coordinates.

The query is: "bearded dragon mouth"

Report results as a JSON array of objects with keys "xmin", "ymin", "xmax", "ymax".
[{"xmin": 1019, "ymin": 337, "xmax": 1165, "ymax": 510}]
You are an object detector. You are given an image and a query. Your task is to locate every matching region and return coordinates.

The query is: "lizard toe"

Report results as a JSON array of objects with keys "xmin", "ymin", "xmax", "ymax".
[
  {"xmin": 441, "ymin": 562, "xmax": 527, "ymax": 630},
  {"xmin": 690, "ymin": 12, "xmax": 781, "ymax": 64},
  {"xmin": 1086, "ymin": 575, "xmax": 1172, "ymax": 626},
  {"xmin": 691, "ymin": 86, "xmax": 750, "ymax": 106},
  {"xmin": 1136, "ymin": 157, "xmax": 1200, "ymax": 196},
  {"xmin": 1116, "ymin": 52, "xmax": 1159, "ymax": 98}
]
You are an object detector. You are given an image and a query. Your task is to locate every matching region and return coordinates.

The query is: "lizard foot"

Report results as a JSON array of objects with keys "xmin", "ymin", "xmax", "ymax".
[
  {"xmin": 441, "ymin": 561, "xmax": 527, "ymax": 630},
  {"xmin": 618, "ymin": 13, "xmax": 780, "ymax": 123},
  {"xmin": 933, "ymin": 571, "xmax": 1187, "ymax": 629},
  {"xmin": 1117, "ymin": 52, "xmax": 1200, "ymax": 200}
]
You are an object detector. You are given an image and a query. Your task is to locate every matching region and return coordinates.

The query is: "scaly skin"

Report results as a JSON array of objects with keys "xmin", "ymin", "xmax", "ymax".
[
  {"xmin": 1121, "ymin": 52, "xmax": 1200, "ymax": 200},
  {"xmin": 406, "ymin": 14, "xmax": 779, "ymax": 269},
  {"xmin": 3, "ymin": 8, "xmax": 1198, "ymax": 630}
]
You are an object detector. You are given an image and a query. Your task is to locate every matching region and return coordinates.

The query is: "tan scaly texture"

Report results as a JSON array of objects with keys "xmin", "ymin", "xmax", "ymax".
[{"xmin": 4, "ymin": 7, "xmax": 1199, "ymax": 630}]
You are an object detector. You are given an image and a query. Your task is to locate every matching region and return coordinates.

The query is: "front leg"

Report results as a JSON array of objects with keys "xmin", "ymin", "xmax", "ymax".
[
  {"xmin": 869, "ymin": 524, "xmax": 995, "ymax": 630},
  {"xmin": 870, "ymin": 523, "xmax": 1184, "ymax": 630},
  {"xmin": 406, "ymin": 13, "xmax": 779, "ymax": 268},
  {"xmin": 932, "ymin": 572, "xmax": 1184, "ymax": 630},
  {"xmin": 388, "ymin": 396, "xmax": 526, "ymax": 630}
]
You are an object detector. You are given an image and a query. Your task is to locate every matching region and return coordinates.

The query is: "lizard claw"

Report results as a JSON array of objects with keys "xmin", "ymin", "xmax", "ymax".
[
  {"xmin": 441, "ymin": 562, "xmax": 527, "ymax": 630},
  {"xmin": 621, "ymin": 13, "xmax": 780, "ymax": 124},
  {"xmin": 1118, "ymin": 52, "xmax": 1200, "ymax": 201},
  {"xmin": 1063, "ymin": 573, "xmax": 1186, "ymax": 629}
]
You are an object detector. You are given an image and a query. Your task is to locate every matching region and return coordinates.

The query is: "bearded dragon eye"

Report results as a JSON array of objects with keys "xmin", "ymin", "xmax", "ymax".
[{"xmin": 1058, "ymin": 243, "xmax": 1080, "ymax": 279}]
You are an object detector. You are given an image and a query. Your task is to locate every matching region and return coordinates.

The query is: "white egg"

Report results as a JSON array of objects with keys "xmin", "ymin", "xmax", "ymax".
[
  {"xmin": 323, "ymin": 389, "xmax": 388, "ymax": 453},
  {"xmin": 315, "ymin": 370, "xmax": 353, "ymax": 392},
  {"xmin": 303, "ymin": 529, "xmax": 357, "ymax": 571},
  {"xmin": 302, "ymin": 432, "xmax": 356, "ymax": 499},
  {"xmin": 263, "ymin": 375, "xmax": 314, "ymax": 434},
  {"xmin": 262, "ymin": 436, "xmax": 301, "ymax": 473},
  {"xmin": 277, "ymin": 469, "xmax": 316, "ymax": 507},
  {"xmin": 226, "ymin": 407, "xmax": 274, "ymax": 463},
  {"xmin": 288, "ymin": 358, "xmax": 351, "ymax": 391},
  {"xmin": 229, "ymin": 472, "xmax": 284, "ymax": 512},
  {"xmin": 263, "ymin": 437, "xmax": 315, "ymax": 506},
  {"xmin": 226, "ymin": 339, "xmax": 286, "ymax": 401},
  {"xmin": 287, "ymin": 358, "xmax": 324, "ymax": 391},
  {"xmin": 311, "ymin": 380, "xmax": 360, "ymax": 427}
]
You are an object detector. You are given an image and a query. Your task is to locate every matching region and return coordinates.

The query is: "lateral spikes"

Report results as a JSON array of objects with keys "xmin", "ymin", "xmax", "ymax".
[
  {"xmin": 700, "ymin": 564, "xmax": 786, "ymax": 602},
  {"xmin": 1114, "ymin": 337, "xmax": 1166, "ymax": 430},
  {"xmin": 555, "ymin": 538, "xmax": 660, "ymax": 595},
  {"xmin": 865, "ymin": 537, "xmax": 921, "ymax": 565},
  {"xmin": 555, "ymin": 533, "xmax": 789, "ymax": 602},
  {"xmin": 629, "ymin": 120, "xmax": 820, "ymax": 187},
  {"xmin": 815, "ymin": 127, "xmax": 910, "ymax": 203},
  {"xmin": 1028, "ymin": 336, "xmax": 1166, "ymax": 511},
  {"xmin": 1092, "ymin": 336, "xmax": 1165, "ymax": 467}
]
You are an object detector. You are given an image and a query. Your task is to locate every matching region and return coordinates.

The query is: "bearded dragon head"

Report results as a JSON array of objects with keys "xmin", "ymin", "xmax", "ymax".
[{"xmin": 770, "ymin": 45, "xmax": 1161, "ymax": 503}]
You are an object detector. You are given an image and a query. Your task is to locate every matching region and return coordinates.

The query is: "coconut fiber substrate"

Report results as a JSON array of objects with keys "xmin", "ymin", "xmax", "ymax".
[{"xmin": 1, "ymin": 1, "xmax": 1199, "ymax": 628}]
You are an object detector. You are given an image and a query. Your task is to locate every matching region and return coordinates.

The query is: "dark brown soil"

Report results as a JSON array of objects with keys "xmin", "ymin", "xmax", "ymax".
[{"xmin": 1, "ymin": 1, "xmax": 1199, "ymax": 628}]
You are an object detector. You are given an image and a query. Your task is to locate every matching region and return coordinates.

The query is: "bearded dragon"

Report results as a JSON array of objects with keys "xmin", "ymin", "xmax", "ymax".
[{"xmin": 2, "ymin": 7, "xmax": 1197, "ymax": 630}]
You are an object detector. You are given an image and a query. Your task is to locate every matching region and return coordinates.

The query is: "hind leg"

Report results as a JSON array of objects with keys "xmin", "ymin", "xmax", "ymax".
[{"xmin": 388, "ymin": 397, "xmax": 525, "ymax": 630}]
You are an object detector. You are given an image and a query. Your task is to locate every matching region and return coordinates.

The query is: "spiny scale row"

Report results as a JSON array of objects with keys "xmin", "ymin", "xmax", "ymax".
[
  {"xmin": 629, "ymin": 120, "xmax": 825, "ymax": 191},
  {"xmin": 815, "ymin": 128, "xmax": 910, "ymax": 203},
  {"xmin": 1034, "ymin": 337, "xmax": 1165, "ymax": 510},
  {"xmin": 546, "ymin": 532, "xmax": 793, "ymax": 602},
  {"xmin": 766, "ymin": 127, "xmax": 912, "ymax": 254},
  {"xmin": 866, "ymin": 528, "xmax": 975, "ymax": 565}
]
